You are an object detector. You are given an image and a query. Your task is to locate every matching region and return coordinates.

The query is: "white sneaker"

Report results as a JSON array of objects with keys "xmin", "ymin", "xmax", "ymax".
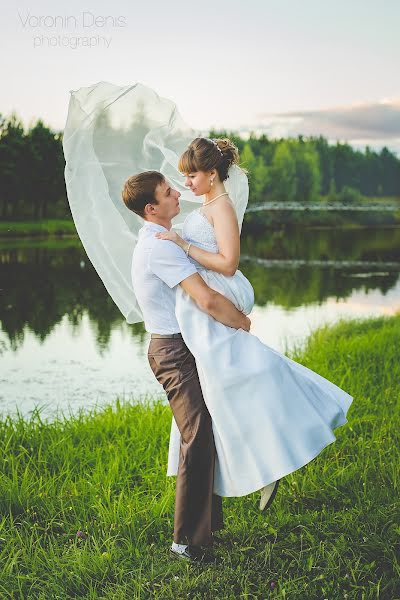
[
  {"xmin": 171, "ymin": 542, "xmax": 188, "ymax": 554},
  {"xmin": 259, "ymin": 479, "xmax": 280, "ymax": 511}
]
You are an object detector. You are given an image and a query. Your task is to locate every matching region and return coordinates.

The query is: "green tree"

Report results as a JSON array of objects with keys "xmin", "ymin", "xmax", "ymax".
[
  {"xmin": 327, "ymin": 178, "xmax": 337, "ymax": 201},
  {"xmin": 0, "ymin": 113, "xmax": 27, "ymax": 219},
  {"xmin": 240, "ymin": 142, "xmax": 257, "ymax": 172},
  {"xmin": 292, "ymin": 141, "xmax": 321, "ymax": 202},
  {"xmin": 26, "ymin": 120, "xmax": 66, "ymax": 219},
  {"xmin": 251, "ymin": 156, "xmax": 270, "ymax": 203},
  {"xmin": 378, "ymin": 147, "xmax": 400, "ymax": 196},
  {"xmin": 332, "ymin": 142, "xmax": 363, "ymax": 192},
  {"xmin": 311, "ymin": 136, "xmax": 334, "ymax": 195},
  {"xmin": 269, "ymin": 141, "xmax": 297, "ymax": 201}
]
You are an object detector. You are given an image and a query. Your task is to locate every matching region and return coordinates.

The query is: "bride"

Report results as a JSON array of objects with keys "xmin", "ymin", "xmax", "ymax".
[
  {"xmin": 154, "ymin": 136, "xmax": 353, "ymax": 498},
  {"xmin": 62, "ymin": 81, "xmax": 353, "ymax": 500}
]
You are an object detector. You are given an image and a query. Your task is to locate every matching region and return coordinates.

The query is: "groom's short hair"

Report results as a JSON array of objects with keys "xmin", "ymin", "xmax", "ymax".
[{"xmin": 122, "ymin": 171, "xmax": 165, "ymax": 219}]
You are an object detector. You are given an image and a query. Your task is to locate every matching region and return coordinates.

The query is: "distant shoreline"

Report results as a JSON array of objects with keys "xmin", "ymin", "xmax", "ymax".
[{"xmin": 1, "ymin": 218, "xmax": 400, "ymax": 239}]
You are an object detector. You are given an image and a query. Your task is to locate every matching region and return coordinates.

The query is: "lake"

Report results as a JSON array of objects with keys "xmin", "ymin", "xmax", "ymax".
[{"xmin": 1, "ymin": 225, "xmax": 400, "ymax": 419}]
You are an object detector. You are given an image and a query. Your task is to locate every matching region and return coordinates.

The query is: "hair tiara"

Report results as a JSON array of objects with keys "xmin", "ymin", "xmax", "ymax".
[{"xmin": 208, "ymin": 137, "xmax": 224, "ymax": 157}]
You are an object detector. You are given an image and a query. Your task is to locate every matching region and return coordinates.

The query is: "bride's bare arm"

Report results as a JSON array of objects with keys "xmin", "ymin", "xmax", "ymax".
[{"xmin": 155, "ymin": 198, "xmax": 240, "ymax": 276}]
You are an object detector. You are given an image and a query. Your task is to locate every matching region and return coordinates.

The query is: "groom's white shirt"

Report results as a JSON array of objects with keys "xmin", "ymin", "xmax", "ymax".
[{"xmin": 131, "ymin": 221, "xmax": 197, "ymax": 334}]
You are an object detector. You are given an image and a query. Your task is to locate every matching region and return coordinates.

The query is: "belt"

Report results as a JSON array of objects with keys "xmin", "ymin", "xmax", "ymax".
[{"xmin": 150, "ymin": 332, "xmax": 183, "ymax": 339}]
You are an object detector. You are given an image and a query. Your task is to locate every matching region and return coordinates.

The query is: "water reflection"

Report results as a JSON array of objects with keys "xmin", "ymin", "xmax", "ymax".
[
  {"xmin": 1, "ymin": 227, "xmax": 400, "ymax": 417},
  {"xmin": 0, "ymin": 239, "xmax": 145, "ymax": 353},
  {"xmin": 1, "ymin": 227, "xmax": 400, "ymax": 351},
  {"xmin": 240, "ymin": 227, "xmax": 400, "ymax": 308}
]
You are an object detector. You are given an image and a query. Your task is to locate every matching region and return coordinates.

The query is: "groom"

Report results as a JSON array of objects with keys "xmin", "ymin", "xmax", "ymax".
[{"xmin": 122, "ymin": 170, "xmax": 251, "ymax": 562}]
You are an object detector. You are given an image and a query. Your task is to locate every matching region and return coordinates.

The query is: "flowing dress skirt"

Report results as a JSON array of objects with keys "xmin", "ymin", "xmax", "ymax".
[{"xmin": 166, "ymin": 267, "xmax": 353, "ymax": 497}]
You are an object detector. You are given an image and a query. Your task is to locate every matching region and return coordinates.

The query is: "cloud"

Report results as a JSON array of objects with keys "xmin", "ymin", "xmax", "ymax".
[{"xmin": 253, "ymin": 99, "xmax": 400, "ymax": 155}]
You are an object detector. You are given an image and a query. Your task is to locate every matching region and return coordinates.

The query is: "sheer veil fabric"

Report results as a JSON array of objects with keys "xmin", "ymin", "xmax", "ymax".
[{"xmin": 62, "ymin": 81, "xmax": 249, "ymax": 324}]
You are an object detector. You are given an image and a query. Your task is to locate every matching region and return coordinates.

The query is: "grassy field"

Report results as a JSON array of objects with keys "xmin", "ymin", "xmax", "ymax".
[
  {"xmin": 0, "ymin": 314, "xmax": 399, "ymax": 599},
  {"xmin": 0, "ymin": 220, "xmax": 77, "ymax": 237}
]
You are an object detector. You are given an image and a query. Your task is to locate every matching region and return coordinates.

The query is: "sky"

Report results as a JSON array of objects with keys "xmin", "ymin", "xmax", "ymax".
[{"xmin": 2, "ymin": 0, "xmax": 400, "ymax": 154}]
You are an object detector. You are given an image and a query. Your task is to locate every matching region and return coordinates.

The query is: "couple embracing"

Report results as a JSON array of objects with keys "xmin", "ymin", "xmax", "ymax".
[{"xmin": 63, "ymin": 83, "xmax": 353, "ymax": 565}]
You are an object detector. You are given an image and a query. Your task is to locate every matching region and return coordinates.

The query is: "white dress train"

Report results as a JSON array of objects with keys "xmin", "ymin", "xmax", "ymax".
[{"xmin": 166, "ymin": 207, "xmax": 353, "ymax": 497}]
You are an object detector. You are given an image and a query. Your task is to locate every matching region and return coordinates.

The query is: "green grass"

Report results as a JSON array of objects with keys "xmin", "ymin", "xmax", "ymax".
[
  {"xmin": 0, "ymin": 219, "xmax": 76, "ymax": 237},
  {"xmin": 0, "ymin": 315, "xmax": 399, "ymax": 599}
]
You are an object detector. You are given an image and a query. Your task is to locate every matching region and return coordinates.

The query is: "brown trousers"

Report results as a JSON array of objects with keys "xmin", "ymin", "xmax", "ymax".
[{"xmin": 147, "ymin": 336, "xmax": 224, "ymax": 547}]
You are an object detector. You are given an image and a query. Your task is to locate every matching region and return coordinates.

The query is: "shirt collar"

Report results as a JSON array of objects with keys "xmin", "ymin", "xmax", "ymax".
[{"xmin": 141, "ymin": 221, "xmax": 169, "ymax": 234}]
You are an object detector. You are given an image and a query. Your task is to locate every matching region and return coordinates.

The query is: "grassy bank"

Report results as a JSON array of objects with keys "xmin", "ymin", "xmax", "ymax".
[
  {"xmin": 2, "ymin": 207, "xmax": 400, "ymax": 239},
  {"xmin": 0, "ymin": 219, "xmax": 77, "ymax": 237},
  {"xmin": 0, "ymin": 315, "xmax": 399, "ymax": 599}
]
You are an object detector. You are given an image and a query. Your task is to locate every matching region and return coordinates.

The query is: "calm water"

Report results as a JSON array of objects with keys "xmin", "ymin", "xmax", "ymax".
[{"xmin": 1, "ymin": 226, "xmax": 400, "ymax": 419}]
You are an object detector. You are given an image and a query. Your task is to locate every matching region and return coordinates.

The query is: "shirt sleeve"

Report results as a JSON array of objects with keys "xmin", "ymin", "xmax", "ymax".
[{"xmin": 149, "ymin": 240, "xmax": 197, "ymax": 288}]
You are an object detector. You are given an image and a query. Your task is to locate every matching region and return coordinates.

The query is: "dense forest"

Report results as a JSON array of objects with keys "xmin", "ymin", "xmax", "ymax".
[
  {"xmin": 0, "ymin": 112, "xmax": 399, "ymax": 220},
  {"xmin": 210, "ymin": 129, "xmax": 400, "ymax": 204}
]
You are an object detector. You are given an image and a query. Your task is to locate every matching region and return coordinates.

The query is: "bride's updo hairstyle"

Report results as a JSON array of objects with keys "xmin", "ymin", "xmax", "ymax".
[{"xmin": 178, "ymin": 137, "xmax": 240, "ymax": 182}]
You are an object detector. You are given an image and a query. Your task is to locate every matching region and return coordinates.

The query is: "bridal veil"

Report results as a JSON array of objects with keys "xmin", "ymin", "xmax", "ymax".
[{"xmin": 62, "ymin": 81, "xmax": 249, "ymax": 323}]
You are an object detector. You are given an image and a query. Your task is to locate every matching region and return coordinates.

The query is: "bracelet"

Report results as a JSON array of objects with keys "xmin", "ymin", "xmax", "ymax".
[{"xmin": 185, "ymin": 242, "xmax": 192, "ymax": 256}]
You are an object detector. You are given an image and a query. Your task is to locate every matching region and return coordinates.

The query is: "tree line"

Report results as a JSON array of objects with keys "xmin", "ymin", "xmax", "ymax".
[
  {"xmin": 210, "ymin": 130, "xmax": 400, "ymax": 204},
  {"xmin": 0, "ymin": 111, "xmax": 399, "ymax": 220},
  {"xmin": 0, "ymin": 113, "xmax": 66, "ymax": 220}
]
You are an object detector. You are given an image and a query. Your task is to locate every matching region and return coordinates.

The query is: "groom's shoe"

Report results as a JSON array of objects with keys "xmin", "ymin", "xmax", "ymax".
[
  {"xmin": 259, "ymin": 479, "xmax": 280, "ymax": 512},
  {"xmin": 169, "ymin": 545, "xmax": 212, "ymax": 564}
]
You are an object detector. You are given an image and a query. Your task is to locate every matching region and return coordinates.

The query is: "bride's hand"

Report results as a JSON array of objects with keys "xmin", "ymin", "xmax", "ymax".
[{"xmin": 154, "ymin": 231, "xmax": 185, "ymax": 248}]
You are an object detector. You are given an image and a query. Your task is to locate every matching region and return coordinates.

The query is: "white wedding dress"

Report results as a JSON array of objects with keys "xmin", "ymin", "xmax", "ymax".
[{"xmin": 166, "ymin": 206, "xmax": 354, "ymax": 497}]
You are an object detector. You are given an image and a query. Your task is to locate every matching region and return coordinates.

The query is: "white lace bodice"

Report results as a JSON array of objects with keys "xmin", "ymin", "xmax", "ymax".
[
  {"xmin": 182, "ymin": 208, "xmax": 218, "ymax": 269},
  {"xmin": 179, "ymin": 205, "xmax": 255, "ymax": 314}
]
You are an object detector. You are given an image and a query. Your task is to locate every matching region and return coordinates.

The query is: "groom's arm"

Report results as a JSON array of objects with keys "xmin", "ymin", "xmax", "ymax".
[
  {"xmin": 180, "ymin": 273, "xmax": 251, "ymax": 332},
  {"xmin": 149, "ymin": 239, "xmax": 250, "ymax": 331}
]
